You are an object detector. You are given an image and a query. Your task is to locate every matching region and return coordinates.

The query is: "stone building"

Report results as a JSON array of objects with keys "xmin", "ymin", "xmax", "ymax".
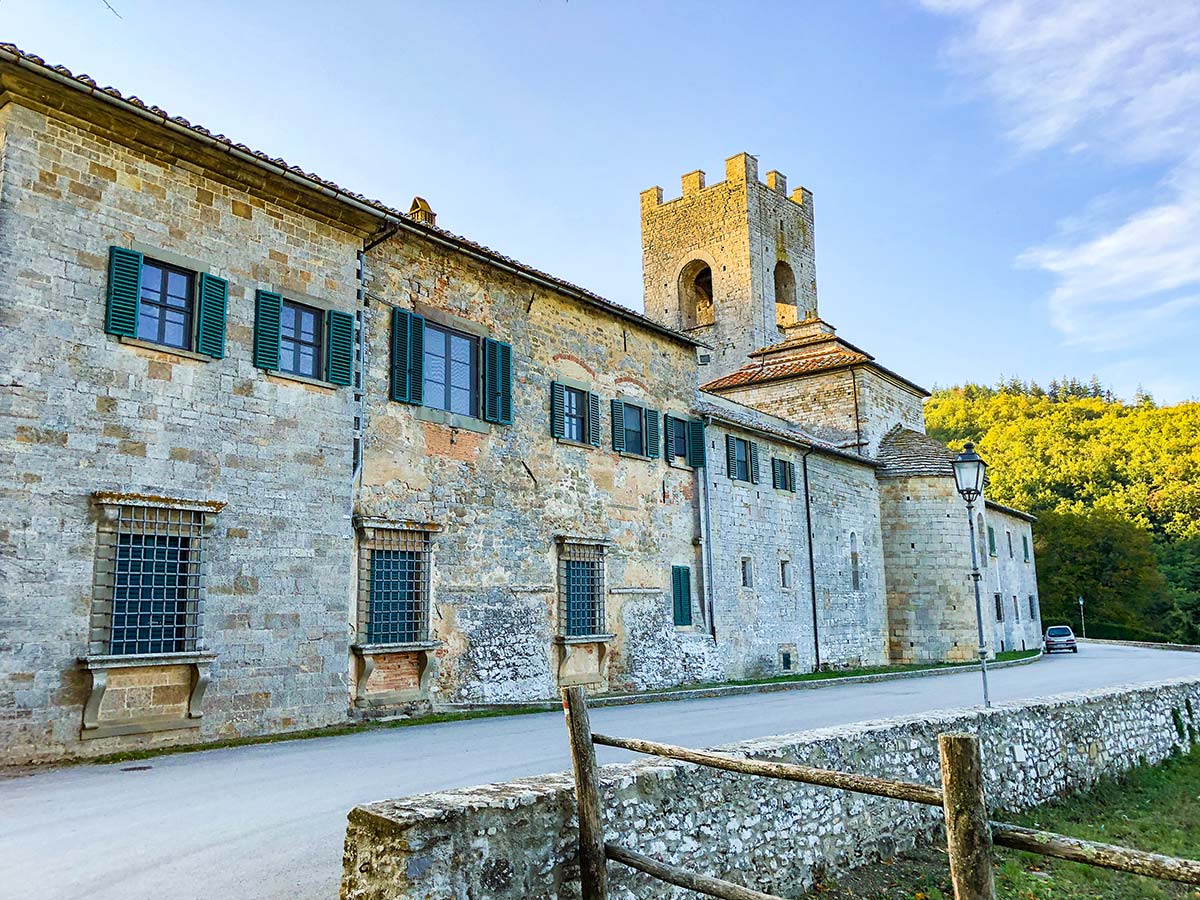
[{"xmin": 0, "ymin": 45, "xmax": 1040, "ymax": 763}]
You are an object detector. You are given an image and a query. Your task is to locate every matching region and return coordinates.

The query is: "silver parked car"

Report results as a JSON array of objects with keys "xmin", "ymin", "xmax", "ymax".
[{"xmin": 1044, "ymin": 625, "xmax": 1078, "ymax": 653}]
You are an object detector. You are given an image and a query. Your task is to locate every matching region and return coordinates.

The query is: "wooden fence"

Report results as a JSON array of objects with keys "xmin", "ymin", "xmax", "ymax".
[{"xmin": 561, "ymin": 686, "xmax": 1200, "ymax": 900}]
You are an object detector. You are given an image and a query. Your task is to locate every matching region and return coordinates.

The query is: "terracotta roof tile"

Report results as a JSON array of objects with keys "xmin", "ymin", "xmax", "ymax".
[{"xmin": 701, "ymin": 348, "xmax": 871, "ymax": 391}]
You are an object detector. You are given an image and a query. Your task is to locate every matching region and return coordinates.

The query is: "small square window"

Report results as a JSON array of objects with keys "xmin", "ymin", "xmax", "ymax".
[
  {"xmin": 138, "ymin": 259, "xmax": 196, "ymax": 351},
  {"xmin": 622, "ymin": 403, "xmax": 646, "ymax": 456},
  {"xmin": 424, "ymin": 322, "xmax": 480, "ymax": 417},
  {"xmin": 741, "ymin": 557, "xmax": 754, "ymax": 588},
  {"xmin": 280, "ymin": 299, "xmax": 324, "ymax": 379}
]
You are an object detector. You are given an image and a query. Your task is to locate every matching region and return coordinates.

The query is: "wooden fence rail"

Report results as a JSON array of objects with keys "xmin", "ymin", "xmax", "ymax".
[{"xmin": 562, "ymin": 686, "xmax": 1200, "ymax": 900}]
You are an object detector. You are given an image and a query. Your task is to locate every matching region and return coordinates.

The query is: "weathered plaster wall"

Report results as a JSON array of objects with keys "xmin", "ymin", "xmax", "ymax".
[
  {"xmin": 879, "ymin": 475, "xmax": 980, "ymax": 663},
  {"xmin": 359, "ymin": 231, "xmax": 723, "ymax": 703},
  {"xmin": 984, "ymin": 507, "xmax": 1041, "ymax": 652},
  {"xmin": 342, "ymin": 677, "xmax": 1200, "ymax": 900},
  {"xmin": 0, "ymin": 101, "xmax": 362, "ymax": 762}
]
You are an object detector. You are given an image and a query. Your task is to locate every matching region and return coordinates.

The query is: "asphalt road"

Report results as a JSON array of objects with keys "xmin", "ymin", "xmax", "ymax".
[{"xmin": 3, "ymin": 643, "xmax": 1198, "ymax": 900}]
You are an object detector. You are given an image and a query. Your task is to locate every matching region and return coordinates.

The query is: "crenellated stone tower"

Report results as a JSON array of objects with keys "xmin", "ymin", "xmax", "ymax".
[{"xmin": 641, "ymin": 152, "xmax": 817, "ymax": 378}]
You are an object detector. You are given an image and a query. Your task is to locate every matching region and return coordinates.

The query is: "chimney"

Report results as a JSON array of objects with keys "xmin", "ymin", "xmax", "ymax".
[{"xmin": 409, "ymin": 196, "xmax": 436, "ymax": 227}]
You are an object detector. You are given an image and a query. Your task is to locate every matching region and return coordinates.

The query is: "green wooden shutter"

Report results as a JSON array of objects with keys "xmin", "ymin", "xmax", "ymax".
[
  {"xmin": 663, "ymin": 414, "xmax": 676, "ymax": 460},
  {"xmin": 195, "ymin": 273, "xmax": 228, "ymax": 358},
  {"xmin": 253, "ymin": 289, "xmax": 282, "ymax": 370},
  {"xmin": 105, "ymin": 246, "xmax": 143, "ymax": 337},
  {"xmin": 550, "ymin": 381, "xmax": 566, "ymax": 438},
  {"xmin": 587, "ymin": 392, "xmax": 602, "ymax": 447},
  {"xmin": 390, "ymin": 308, "xmax": 411, "ymax": 402},
  {"xmin": 750, "ymin": 442, "xmax": 761, "ymax": 484},
  {"xmin": 687, "ymin": 419, "xmax": 706, "ymax": 467},
  {"xmin": 672, "ymin": 565, "xmax": 692, "ymax": 626},
  {"xmin": 771, "ymin": 458, "xmax": 782, "ymax": 489},
  {"xmin": 483, "ymin": 339, "xmax": 513, "ymax": 424},
  {"xmin": 646, "ymin": 408, "xmax": 660, "ymax": 459},
  {"xmin": 725, "ymin": 434, "xmax": 737, "ymax": 479},
  {"xmin": 409, "ymin": 314, "xmax": 425, "ymax": 405},
  {"xmin": 987, "ymin": 526, "xmax": 996, "ymax": 555},
  {"xmin": 788, "ymin": 461, "xmax": 798, "ymax": 493},
  {"xmin": 611, "ymin": 398, "xmax": 625, "ymax": 452},
  {"xmin": 1023, "ymin": 535, "xmax": 1030, "ymax": 561},
  {"xmin": 326, "ymin": 310, "xmax": 354, "ymax": 385}
]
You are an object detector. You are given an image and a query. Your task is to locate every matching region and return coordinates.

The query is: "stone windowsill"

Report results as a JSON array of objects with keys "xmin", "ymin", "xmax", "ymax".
[
  {"xmin": 554, "ymin": 437, "xmax": 598, "ymax": 451},
  {"xmin": 118, "ymin": 335, "xmax": 211, "ymax": 363},
  {"xmin": 78, "ymin": 650, "xmax": 217, "ymax": 670},
  {"xmin": 265, "ymin": 369, "xmax": 338, "ymax": 391},
  {"xmin": 608, "ymin": 587, "xmax": 662, "ymax": 596},
  {"xmin": 554, "ymin": 634, "xmax": 616, "ymax": 646},
  {"xmin": 351, "ymin": 641, "xmax": 442, "ymax": 654},
  {"xmin": 412, "ymin": 405, "xmax": 491, "ymax": 434}
]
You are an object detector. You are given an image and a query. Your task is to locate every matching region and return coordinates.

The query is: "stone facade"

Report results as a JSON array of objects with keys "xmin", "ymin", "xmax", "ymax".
[
  {"xmin": 341, "ymin": 676, "xmax": 1200, "ymax": 900},
  {"xmin": 0, "ymin": 45, "xmax": 1039, "ymax": 763}
]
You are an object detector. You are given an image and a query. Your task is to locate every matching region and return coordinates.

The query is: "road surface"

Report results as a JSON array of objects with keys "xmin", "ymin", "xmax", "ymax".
[{"xmin": 3, "ymin": 643, "xmax": 1198, "ymax": 900}]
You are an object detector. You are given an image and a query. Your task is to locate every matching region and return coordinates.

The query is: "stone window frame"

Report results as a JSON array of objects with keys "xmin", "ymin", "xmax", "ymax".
[
  {"xmin": 994, "ymin": 592, "xmax": 1004, "ymax": 622},
  {"xmin": 780, "ymin": 558, "xmax": 793, "ymax": 590},
  {"xmin": 117, "ymin": 242, "xmax": 216, "ymax": 364},
  {"xmin": 555, "ymin": 538, "xmax": 614, "ymax": 641},
  {"xmin": 351, "ymin": 517, "xmax": 443, "ymax": 706},
  {"xmin": 410, "ymin": 304, "xmax": 494, "ymax": 434},
  {"xmin": 740, "ymin": 556, "xmax": 754, "ymax": 589},
  {"xmin": 78, "ymin": 491, "xmax": 224, "ymax": 739},
  {"xmin": 552, "ymin": 375, "xmax": 601, "ymax": 451}
]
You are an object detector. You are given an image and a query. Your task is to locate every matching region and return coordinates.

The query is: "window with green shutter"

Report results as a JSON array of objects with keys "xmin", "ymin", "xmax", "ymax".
[
  {"xmin": 552, "ymin": 382, "xmax": 601, "ymax": 447},
  {"xmin": 671, "ymin": 565, "xmax": 692, "ymax": 626},
  {"xmin": 987, "ymin": 525, "xmax": 997, "ymax": 556},
  {"xmin": 254, "ymin": 289, "xmax": 352, "ymax": 385},
  {"xmin": 687, "ymin": 419, "xmax": 706, "ymax": 467},
  {"xmin": 253, "ymin": 290, "xmax": 283, "ymax": 370},
  {"xmin": 105, "ymin": 246, "xmax": 143, "ymax": 338},
  {"xmin": 326, "ymin": 310, "xmax": 355, "ymax": 385},
  {"xmin": 612, "ymin": 400, "xmax": 654, "ymax": 458},
  {"xmin": 483, "ymin": 338, "xmax": 513, "ymax": 424},
  {"xmin": 771, "ymin": 457, "xmax": 797, "ymax": 491},
  {"xmin": 195, "ymin": 272, "xmax": 228, "ymax": 359}
]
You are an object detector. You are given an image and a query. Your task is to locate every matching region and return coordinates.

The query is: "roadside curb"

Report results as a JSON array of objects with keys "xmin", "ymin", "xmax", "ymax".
[
  {"xmin": 1079, "ymin": 638, "xmax": 1200, "ymax": 653},
  {"xmin": 442, "ymin": 651, "xmax": 1044, "ymax": 715}
]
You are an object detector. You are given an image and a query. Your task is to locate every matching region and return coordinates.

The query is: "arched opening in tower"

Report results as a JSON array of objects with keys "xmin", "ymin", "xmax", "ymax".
[
  {"xmin": 774, "ymin": 260, "xmax": 798, "ymax": 328},
  {"xmin": 678, "ymin": 260, "xmax": 715, "ymax": 330}
]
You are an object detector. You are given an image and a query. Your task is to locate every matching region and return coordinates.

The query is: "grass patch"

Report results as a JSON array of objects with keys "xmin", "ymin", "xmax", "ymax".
[{"xmin": 806, "ymin": 747, "xmax": 1200, "ymax": 899}]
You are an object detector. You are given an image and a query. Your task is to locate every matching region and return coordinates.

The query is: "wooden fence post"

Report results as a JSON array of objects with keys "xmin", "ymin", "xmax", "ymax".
[
  {"xmin": 939, "ymin": 732, "xmax": 996, "ymax": 900},
  {"xmin": 562, "ymin": 686, "xmax": 607, "ymax": 900}
]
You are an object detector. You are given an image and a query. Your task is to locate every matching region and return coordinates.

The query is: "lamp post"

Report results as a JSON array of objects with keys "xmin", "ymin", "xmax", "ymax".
[
  {"xmin": 1078, "ymin": 596, "xmax": 1086, "ymax": 639},
  {"xmin": 953, "ymin": 442, "xmax": 991, "ymax": 709}
]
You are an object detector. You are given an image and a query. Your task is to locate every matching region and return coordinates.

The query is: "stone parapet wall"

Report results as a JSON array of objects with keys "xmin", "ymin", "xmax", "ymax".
[{"xmin": 342, "ymin": 678, "xmax": 1200, "ymax": 900}]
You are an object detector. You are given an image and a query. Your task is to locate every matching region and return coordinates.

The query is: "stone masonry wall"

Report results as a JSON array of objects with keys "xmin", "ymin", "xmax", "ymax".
[
  {"xmin": 342, "ymin": 676, "xmax": 1200, "ymax": 900},
  {"xmin": 879, "ymin": 475, "xmax": 980, "ymax": 663},
  {"xmin": 983, "ymin": 507, "xmax": 1042, "ymax": 653},
  {"xmin": 359, "ymin": 230, "xmax": 723, "ymax": 703},
  {"xmin": 0, "ymin": 101, "xmax": 363, "ymax": 762}
]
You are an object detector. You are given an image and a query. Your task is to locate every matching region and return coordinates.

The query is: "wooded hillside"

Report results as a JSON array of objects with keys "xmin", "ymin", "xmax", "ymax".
[{"xmin": 925, "ymin": 379, "xmax": 1200, "ymax": 643}]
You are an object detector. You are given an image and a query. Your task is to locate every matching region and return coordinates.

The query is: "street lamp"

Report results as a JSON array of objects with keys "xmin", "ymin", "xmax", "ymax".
[
  {"xmin": 953, "ymin": 442, "xmax": 991, "ymax": 709},
  {"xmin": 1078, "ymin": 596, "xmax": 1086, "ymax": 638}
]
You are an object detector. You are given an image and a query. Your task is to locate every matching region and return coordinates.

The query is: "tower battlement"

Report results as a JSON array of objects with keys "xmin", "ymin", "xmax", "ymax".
[{"xmin": 640, "ymin": 152, "xmax": 818, "ymax": 379}]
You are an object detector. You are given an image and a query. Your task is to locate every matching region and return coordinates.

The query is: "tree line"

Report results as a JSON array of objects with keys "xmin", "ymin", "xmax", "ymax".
[{"xmin": 926, "ymin": 380, "xmax": 1200, "ymax": 643}]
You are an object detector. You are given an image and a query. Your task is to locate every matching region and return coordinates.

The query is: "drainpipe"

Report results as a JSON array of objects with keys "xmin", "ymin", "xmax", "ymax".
[
  {"xmin": 700, "ymin": 415, "xmax": 718, "ymax": 641},
  {"xmin": 802, "ymin": 447, "xmax": 821, "ymax": 670},
  {"xmin": 850, "ymin": 367, "xmax": 863, "ymax": 455}
]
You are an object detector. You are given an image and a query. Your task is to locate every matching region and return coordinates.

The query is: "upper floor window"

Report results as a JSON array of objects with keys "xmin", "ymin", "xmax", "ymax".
[
  {"xmin": 772, "ymin": 457, "xmax": 797, "ymax": 492},
  {"xmin": 780, "ymin": 559, "xmax": 792, "ymax": 589},
  {"xmin": 623, "ymin": 402, "xmax": 646, "ymax": 456},
  {"xmin": 1029, "ymin": 594, "xmax": 1038, "ymax": 619},
  {"xmin": 139, "ymin": 259, "xmax": 195, "ymax": 351},
  {"xmin": 1022, "ymin": 534, "xmax": 1030, "ymax": 563},
  {"xmin": 279, "ymin": 300, "xmax": 324, "ymax": 379},
  {"xmin": 994, "ymin": 592, "xmax": 1004, "ymax": 621},
  {"xmin": 670, "ymin": 416, "xmax": 689, "ymax": 462},
  {"xmin": 564, "ymin": 387, "xmax": 587, "ymax": 442},
  {"xmin": 551, "ymin": 382, "xmax": 600, "ymax": 447},
  {"xmin": 987, "ymin": 525, "xmax": 997, "ymax": 556},
  {"xmin": 741, "ymin": 556, "xmax": 754, "ymax": 588},
  {"xmin": 424, "ymin": 322, "xmax": 478, "ymax": 416},
  {"xmin": 726, "ymin": 435, "xmax": 759, "ymax": 483},
  {"xmin": 1007, "ymin": 531, "xmax": 1014, "ymax": 559}
]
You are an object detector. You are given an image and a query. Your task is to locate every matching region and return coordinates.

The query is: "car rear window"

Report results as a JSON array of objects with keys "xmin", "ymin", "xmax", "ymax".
[{"xmin": 1047, "ymin": 627, "xmax": 1072, "ymax": 637}]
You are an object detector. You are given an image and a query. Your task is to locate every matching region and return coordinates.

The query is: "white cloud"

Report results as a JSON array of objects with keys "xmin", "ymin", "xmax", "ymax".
[{"xmin": 921, "ymin": 0, "xmax": 1200, "ymax": 352}]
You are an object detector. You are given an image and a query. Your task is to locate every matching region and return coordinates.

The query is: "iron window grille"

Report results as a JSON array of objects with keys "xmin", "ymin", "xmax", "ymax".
[
  {"xmin": 358, "ymin": 528, "xmax": 431, "ymax": 645},
  {"xmin": 423, "ymin": 322, "xmax": 479, "ymax": 417},
  {"xmin": 279, "ymin": 299, "xmax": 324, "ymax": 379},
  {"xmin": 138, "ymin": 258, "xmax": 195, "ymax": 351},
  {"xmin": 89, "ymin": 502, "xmax": 212, "ymax": 656},
  {"xmin": 559, "ymin": 542, "xmax": 606, "ymax": 637}
]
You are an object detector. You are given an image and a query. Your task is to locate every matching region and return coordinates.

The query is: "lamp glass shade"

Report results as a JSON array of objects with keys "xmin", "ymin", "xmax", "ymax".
[{"xmin": 953, "ymin": 442, "xmax": 987, "ymax": 500}]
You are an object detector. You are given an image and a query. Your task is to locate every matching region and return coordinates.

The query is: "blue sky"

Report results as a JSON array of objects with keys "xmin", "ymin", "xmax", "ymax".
[{"xmin": 6, "ymin": 1, "xmax": 1198, "ymax": 402}]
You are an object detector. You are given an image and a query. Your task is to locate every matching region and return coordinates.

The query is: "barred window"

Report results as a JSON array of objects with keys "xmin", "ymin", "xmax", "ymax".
[
  {"xmin": 559, "ymin": 542, "xmax": 605, "ymax": 637},
  {"xmin": 358, "ymin": 528, "xmax": 431, "ymax": 645},
  {"xmin": 90, "ymin": 500, "xmax": 213, "ymax": 657}
]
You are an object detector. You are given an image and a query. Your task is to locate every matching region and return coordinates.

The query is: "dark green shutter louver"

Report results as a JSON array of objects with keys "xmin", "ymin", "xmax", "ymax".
[
  {"xmin": 587, "ymin": 392, "xmax": 602, "ymax": 447},
  {"xmin": 195, "ymin": 273, "xmax": 228, "ymax": 358},
  {"xmin": 390, "ymin": 309, "xmax": 426, "ymax": 404},
  {"xmin": 672, "ymin": 565, "xmax": 692, "ymax": 626},
  {"xmin": 771, "ymin": 458, "xmax": 782, "ymax": 489},
  {"xmin": 663, "ymin": 413, "xmax": 675, "ymax": 459},
  {"xmin": 611, "ymin": 398, "xmax": 625, "ymax": 452},
  {"xmin": 788, "ymin": 461, "xmax": 797, "ymax": 492},
  {"xmin": 988, "ymin": 526, "xmax": 996, "ymax": 555},
  {"xmin": 105, "ymin": 246, "xmax": 143, "ymax": 337},
  {"xmin": 483, "ymin": 338, "xmax": 513, "ymax": 424},
  {"xmin": 253, "ymin": 289, "xmax": 283, "ymax": 370},
  {"xmin": 550, "ymin": 381, "xmax": 566, "ymax": 438},
  {"xmin": 687, "ymin": 419, "xmax": 706, "ymax": 467},
  {"xmin": 750, "ymin": 442, "xmax": 761, "ymax": 484},
  {"xmin": 725, "ymin": 434, "xmax": 737, "ymax": 479},
  {"xmin": 326, "ymin": 310, "xmax": 355, "ymax": 385},
  {"xmin": 646, "ymin": 408, "xmax": 660, "ymax": 459}
]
